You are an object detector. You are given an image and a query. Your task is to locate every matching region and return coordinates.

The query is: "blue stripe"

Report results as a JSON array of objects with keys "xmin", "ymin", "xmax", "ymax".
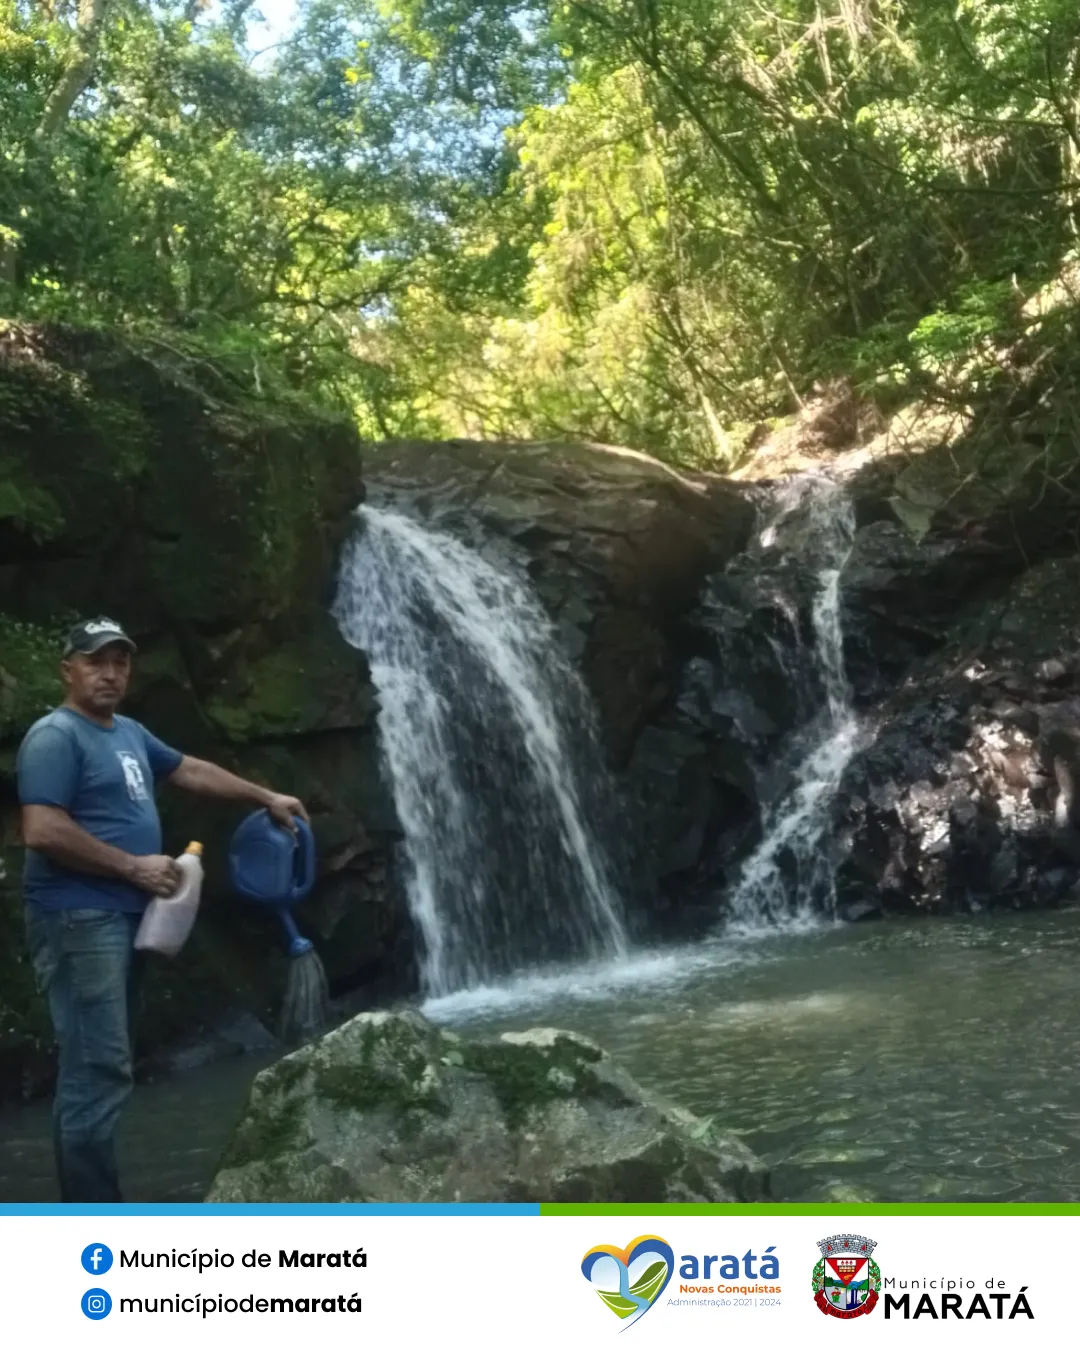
[{"xmin": 0, "ymin": 1203, "xmax": 541, "ymax": 1216}]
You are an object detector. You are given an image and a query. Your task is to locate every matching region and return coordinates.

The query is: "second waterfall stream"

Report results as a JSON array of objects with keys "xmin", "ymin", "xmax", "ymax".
[{"xmin": 726, "ymin": 474, "xmax": 861, "ymax": 928}]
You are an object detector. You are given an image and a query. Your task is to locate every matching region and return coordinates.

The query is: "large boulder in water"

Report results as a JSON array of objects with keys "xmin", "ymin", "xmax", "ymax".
[{"xmin": 205, "ymin": 1010, "xmax": 767, "ymax": 1203}]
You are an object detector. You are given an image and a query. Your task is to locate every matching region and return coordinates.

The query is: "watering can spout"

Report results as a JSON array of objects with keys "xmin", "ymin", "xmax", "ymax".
[{"xmin": 280, "ymin": 907, "xmax": 314, "ymax": 958}]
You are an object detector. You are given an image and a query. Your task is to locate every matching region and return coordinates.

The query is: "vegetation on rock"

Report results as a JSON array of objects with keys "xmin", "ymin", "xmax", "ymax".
[{"xmin": 208, "ymin": 1010, "xmax": 768, "ymax": 1202}]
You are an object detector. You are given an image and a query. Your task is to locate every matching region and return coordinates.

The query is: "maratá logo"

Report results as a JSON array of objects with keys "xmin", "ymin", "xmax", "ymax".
[
  {"xmin": 813, "ymin": 1233, "xmax": 880, "ymax": 1319},
  {"xmin": 581, "ymin": 1235, "xmax": 674, "ymax": 1329}
]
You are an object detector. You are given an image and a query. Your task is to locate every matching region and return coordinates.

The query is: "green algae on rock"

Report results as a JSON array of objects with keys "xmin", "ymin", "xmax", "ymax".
[{"xmin": 205, "ymin": 1010, "xmax": 768, "ymax": 1203}]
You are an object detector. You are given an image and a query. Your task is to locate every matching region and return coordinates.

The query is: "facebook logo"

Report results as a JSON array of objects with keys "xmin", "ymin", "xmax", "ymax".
[{"xmin": 81, "ymin": 1243, "xmax": 113, "ymax": 1275}]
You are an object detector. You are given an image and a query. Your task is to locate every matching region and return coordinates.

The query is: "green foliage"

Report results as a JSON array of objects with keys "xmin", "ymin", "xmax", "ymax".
[
  {"xmin": 909, "ymin": 282, "xmax": 1018, "ymax": 383},
  {"xmin": 1, "ymin": 0, "xmax": 1078, "ymax": 463},
  {"xmin": 0, "ymin": 476, "xmax": 63, "ymax": 542},
  {"xmin": 334, "ymin": 0, "xmax": 1080, "ymax": 462},
  {"xmin": 0, "ymin": 613, "xmax": 66, "ymax": 739}
]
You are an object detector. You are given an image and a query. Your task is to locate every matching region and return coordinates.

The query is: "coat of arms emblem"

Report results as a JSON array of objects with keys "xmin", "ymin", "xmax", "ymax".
[{"xmin": 813, "ymin": 1233, "xmax": 880, "ymax": 1318}]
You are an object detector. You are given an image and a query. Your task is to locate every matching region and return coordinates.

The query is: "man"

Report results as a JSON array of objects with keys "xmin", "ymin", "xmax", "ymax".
[{"xmin": 17, "ymin": 616, "xmax": 309, "ymax": 1203}]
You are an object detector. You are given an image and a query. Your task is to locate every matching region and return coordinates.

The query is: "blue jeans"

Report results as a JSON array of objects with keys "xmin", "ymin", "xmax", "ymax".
[{"xmin": 24, "ymin": 907, "xmax": 140, "ymax": 1203}]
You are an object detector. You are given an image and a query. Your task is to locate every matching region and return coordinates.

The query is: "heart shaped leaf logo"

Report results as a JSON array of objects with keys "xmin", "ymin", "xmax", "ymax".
[{"xmin": 581, "ymin": 1235, "xmax": 674, "ymax": 1328}]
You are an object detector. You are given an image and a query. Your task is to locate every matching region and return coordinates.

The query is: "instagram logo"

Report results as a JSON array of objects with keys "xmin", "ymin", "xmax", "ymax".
[{"xmin": 81, "ymin": 1288, "xmax": 112, "ymax": 1320}]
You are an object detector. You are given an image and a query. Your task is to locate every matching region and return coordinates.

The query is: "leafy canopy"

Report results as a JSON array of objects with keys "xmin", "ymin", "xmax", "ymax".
[{"xmin": 2, "ymin": 0, "xmax": 1078, "ymax": 462}]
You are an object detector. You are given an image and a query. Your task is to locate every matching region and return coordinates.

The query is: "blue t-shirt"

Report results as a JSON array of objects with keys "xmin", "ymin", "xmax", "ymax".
[{"xmin": 17, "ymin": 707, "xmax": 184, "ymax": 913}]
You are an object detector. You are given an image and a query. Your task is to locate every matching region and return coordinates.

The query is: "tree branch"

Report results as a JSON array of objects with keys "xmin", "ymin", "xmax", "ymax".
[{"xmin": 35, "ymin": 0, "xmax": 112, "ymax": 140}]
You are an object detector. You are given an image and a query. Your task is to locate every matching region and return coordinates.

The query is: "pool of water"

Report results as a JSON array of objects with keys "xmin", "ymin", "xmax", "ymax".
[
  {"xmin": 427, "ymin": 910, "xmax": 1080, "ymax": 1203},
  {"xmin": 0, "ymin": 1052, "xmax": 273, "ymax": 1203},
  {"xmin": 2, "ymin": 911, "xmax": 1079, "ymax": 1203}
]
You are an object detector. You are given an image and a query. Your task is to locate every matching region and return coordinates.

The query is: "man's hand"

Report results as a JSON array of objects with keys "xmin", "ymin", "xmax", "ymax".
[
  {"xmin": 128, "ymin": 854, "xmax": 182, "ymax": 897},
  {"xmin": 266, "ymin": 793, "xmax": 310, "ymax": 832},
  {"xmin": 22, "ymin": 806, "xmax": 184, "ymax": 894}
]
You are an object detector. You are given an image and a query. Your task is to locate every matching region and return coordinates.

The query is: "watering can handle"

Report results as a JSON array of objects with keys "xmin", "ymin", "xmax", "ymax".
[{"xmin": 290, "ymin": 816, "xmax": 316, "ymax": 901}]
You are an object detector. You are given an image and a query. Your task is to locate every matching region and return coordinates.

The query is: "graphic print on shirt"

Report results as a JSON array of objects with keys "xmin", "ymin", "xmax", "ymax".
[{"xmin": 117, "ymin": 751, "xmax": 149, "ymax": 802}]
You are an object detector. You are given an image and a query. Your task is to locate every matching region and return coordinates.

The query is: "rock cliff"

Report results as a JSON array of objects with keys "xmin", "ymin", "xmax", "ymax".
[{"xmin": 0, "ymin": 322, "xmax": 398, "ymax": 1098}]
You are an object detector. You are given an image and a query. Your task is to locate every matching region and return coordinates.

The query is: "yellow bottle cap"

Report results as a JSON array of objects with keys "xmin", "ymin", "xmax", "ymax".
[{"xmin": 185, "ymin": 841, "xmax": 204, "ymax": 857}]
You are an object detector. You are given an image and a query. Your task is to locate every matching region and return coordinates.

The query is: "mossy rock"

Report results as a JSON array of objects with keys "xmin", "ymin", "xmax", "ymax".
[
  {"xmin": 0, "ymin": 614, "xmax": 68, "ymax": 743},
  {"xmin": 202, "ymin": 615, "xmax": 376, "ymax": 742},
  {"xmin": 0, "ymin": 322, "xmax": 362, "ymax": 635},
  {"xmin": 0, "ymin": 330, "xmax": 149, "ymax": 548},
  {"xmin": 206, "ymin": 1011, "xmax": 768, "ymax": 1203},
  {"xmin": 0, "ymin": 821, "xmax": 54, "ymax": 1102}
]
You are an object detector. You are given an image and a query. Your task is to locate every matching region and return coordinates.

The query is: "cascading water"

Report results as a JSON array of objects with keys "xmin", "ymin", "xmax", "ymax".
[
  {"xmin": 727, "ymin": 476, "xmax": 861, "ymax": 929},
  {"xmin": 333, "ymin": 505, "xmax": 628, "ymax": 996}
]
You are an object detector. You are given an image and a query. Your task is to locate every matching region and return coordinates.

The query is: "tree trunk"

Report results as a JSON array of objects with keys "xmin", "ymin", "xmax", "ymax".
[
  {"xmin": 0, "ymin": 237, "xmax": 16, "ymax": 288},
  {"xmin": 35, "ymin": 0, "xmax": 111, "ymax": 141}
]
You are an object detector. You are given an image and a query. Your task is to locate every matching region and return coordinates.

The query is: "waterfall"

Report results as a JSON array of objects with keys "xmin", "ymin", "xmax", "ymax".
[
  {"xmin": 727, "ymin": 476, "xmax": 860, "ymax": 928},
  {"xmin": 333, "ymin": 505, "xmax": 628, "ymax": 996}
]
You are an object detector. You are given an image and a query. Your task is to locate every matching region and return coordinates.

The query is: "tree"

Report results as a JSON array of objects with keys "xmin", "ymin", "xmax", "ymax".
[{"xmin": 2, "ymin": 0, "xmax": 1077, "ymax": 462}]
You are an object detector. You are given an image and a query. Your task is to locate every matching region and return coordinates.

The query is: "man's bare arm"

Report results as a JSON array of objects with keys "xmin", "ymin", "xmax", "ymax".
[
  {"xmin": 167, "ymin": 756, "xmax": 309, "ymax": 827},
  {"xmin": 22, "ymin": 805, "xmax": 180, "ymax": 896}
]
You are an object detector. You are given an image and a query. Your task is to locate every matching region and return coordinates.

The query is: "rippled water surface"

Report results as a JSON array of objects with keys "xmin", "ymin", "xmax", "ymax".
[
  {"xmin": 429, "ymin": 911, "xmax": 1080, "ymax": 1203},
  {"xmin": 0, "ymin": 1054, "xmax": 272, "ymax": 1202},
  {"xmin": 2, "ymin": 912, "xmax": 1079, "ymax": 1202}
]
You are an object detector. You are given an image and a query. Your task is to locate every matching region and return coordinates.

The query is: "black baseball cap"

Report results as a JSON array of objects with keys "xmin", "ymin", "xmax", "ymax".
[{"xmin": 63, "ymin": 616, "xmax": 137, "ymax": 658}]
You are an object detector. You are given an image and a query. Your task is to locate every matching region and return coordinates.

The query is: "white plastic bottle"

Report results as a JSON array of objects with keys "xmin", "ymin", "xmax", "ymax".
[{"xmin": 134, "ymin": 841, "xmax": 204, "ymax": 957}]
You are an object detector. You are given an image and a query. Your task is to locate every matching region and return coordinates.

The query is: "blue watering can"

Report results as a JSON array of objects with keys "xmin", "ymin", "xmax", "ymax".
[{"xmin": 228, "ymin": 810, "xmax": 317, "ymax": 958}]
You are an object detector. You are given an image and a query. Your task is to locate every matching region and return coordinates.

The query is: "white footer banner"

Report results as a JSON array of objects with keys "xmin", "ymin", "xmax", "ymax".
[{"xmin": 0, "ymin": 1208, "xmax": 1060, "ymax": 1346}]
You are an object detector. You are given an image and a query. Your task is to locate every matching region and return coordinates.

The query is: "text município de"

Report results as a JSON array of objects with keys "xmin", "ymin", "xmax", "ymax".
[{"xmin": 119, "ymin": 1249, "xmax": 368, "ymax": 1271}]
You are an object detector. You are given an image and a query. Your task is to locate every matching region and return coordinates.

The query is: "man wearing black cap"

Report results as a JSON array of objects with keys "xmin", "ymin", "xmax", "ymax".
[{"xmin": 16, "ymin": 616, "xmax": 309, "ymax": 1203}]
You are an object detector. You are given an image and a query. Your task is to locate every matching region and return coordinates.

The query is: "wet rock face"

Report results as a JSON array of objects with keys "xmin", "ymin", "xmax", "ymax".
[
  {"xmin": 621, "ymin": 554, "xmax": 815, "ymax": 921},
  {"xmin": 840, "ymin": 520, "xmax": 991, "ymax": 699},
  {"xmin": 835, "ymin": 554, "xmax": 1080, "ymax": 916},
  {"xmin": 360, "ymin": 440, "xmax": 759, "ymax": 929},
  {"xmin": 206, "ymin": 1010, "xmax": 768, "ymax": 1203},
  {"xmin": 360, "ymin": 439, "xmax": 756, "ymax": 765},
  {"xmin": 356, "ymin": 438, "xmax": 1080, "ymax": 929},
  {"xmin": 618, "ymin": 438, "xmax": 1080, "ymax": 925}
]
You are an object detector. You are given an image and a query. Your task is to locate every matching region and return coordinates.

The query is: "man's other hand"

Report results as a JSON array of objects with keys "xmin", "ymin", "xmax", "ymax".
[
  {"xmin": 130, "ymin": 854, "xmax": 182, "ymax": 896},
  {"xmin": 266, "ymin": 793, "xmax": 310, "ymax": 831}
]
